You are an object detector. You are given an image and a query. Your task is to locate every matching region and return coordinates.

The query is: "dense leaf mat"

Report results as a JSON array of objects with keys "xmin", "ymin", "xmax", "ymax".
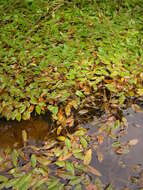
[{"xmin": 0, "ymin": 0, "xmax": 143, "ymax": 124}]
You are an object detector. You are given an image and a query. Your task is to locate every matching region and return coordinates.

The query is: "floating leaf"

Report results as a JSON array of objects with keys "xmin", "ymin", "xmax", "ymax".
[
  {"xmin": 15, "ymin": 173, "xmax": 32, "ymax": 190},
  {"xmin": 48, "ymin": 105, "xmax": 58, "ymax": 119},
  {"xmin": 65, "ymin": 104, "xmax": 71, "ymax": 117},
  {"xmin": 57, "ymin": 136, "xmax": 65, "ymax": 142},
  {"xmin": 0, "ymin": 175, "xmax": 8, "ymax": 182},
  {"xmin": 22, "ymin": 130, "xmax": 27, "ymax": 146},
  {"xmin": 31, "ymin": 154, "xmax": 37, "ymax": 168},
  {"xmin": 138, "ymin": 88, "xmax": 143, "ymax": 96},
  {"xmin": 65, "ymin": 138, "xmax": 71, "ymax": 149},
  {"xmin": 76, "ymin": 90, "xmax": 85, "ymax": 98},
  {"xmin": 66, "ymin": 161, "xmax": 75, "ymax": 175},
  {"xmin": 87, "ymin": 165, "xmax": 101, "ymax": 176},
  {"xmin": 84, "ymin": 149, "xmax": 92, "ymax": 165},
  {"xmin": 16, "ymin": 112, "xmax": 21, "ymax": 122},
  {"xmin": 35, "ymin": 105, "xmax": 41, "ymax": 115},
  {"xmin": 12, "ymin": 149, "xmax": 19, "ymax": 167},
  {"xmin": 128, "ymin": 139, "xmax": 138, "ymax": 146},
  {"xmin": 80, "ymin": 137, "xmax": 88, "ymax": 149},
  {"xmin": 55, "ymin": 161, "xmax": 65, "ymax": 167}
]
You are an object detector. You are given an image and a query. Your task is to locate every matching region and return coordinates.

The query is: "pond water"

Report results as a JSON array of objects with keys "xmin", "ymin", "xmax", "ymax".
[
  {"xmin": 0, "ymin": 106, "xmax": 143, "ymax": 189},
  {"xmin": 0, "ymin": 115, "xmax": 52, "ymax": 149},
  {"xmin": 83, "ymin": 106, "xmax": 143, "ymax": 189}
]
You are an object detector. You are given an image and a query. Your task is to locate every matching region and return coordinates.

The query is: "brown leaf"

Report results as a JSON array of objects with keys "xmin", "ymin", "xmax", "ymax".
[
  {"xmin": 29, "ymin": 105, "xmax": 34, "ymax": 113},
  {"xmin": 66, "ymin": 116, "xmax": 74, "ymax": 127},
  {"xmin": 86, "ymin": 184, "xmax": 98, "ymax": 190},
  {"xmin": 97, "ymin": 151, "xmax": 104, "ymax": 163},
  {"xmin": 87, "ymin": 165, "xmax": 102, "ymax": 176},
  {"xmin": 128, "ymin": 139, "xmax": 138, "ymax": 146},
  {"xmin": 58, "ymin": 109, "xmax": 64, "ymax": 123},
  {"xmin": 97, "ymin": 135, "xmax": 104, "ymax": 145}
]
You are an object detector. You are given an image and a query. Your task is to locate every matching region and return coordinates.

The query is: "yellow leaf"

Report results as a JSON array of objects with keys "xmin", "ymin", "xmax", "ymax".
[
  {"xmin": 57, "ymin": 126, "xmax": 62, "ymax": 135},
  {"xmin": 84, "ymin": 149, "xmax": 92, "ymax": 165},
  {"xmin": 57, "ymin": 136, "xmax": 65, "ymax": 142},
  {"xmin": 22, "ymin": 130, "xmax": 27, "ymax": 146},
  {"xmin": 65, "ymin": 104, "xmax": 71, "ymax": 117}
]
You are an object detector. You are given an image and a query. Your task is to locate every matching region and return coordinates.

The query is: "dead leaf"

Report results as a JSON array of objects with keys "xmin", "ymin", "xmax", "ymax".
[
  {"xmin": 132, "ymin": 104, "xmax": 143, "ymax": 113},
  {"xmin": 78, "ymin": 109, "xmax": 89, "ymax": 115},
  {"xmin": 87, "ymin": 165, "xmax": 101, "ymax": 176},
  {"xmin": 58, "ymin": 109, "xmax": 64, "ymax": 123},
  {"xmin": 97, "ymin": 135, "xmax": 104, "ymax": 145},
  {"xmin": 84, "ymin": 149, "xmax": 92, "ymax": 165},
  {"xmin": 128, "ymin": 139, "xmax": 138, "ymax": 146},
  {"xmin": 97, "ymin": 151, "xmax": 104, "ymax": 163},
  {"xmin": 66, "ymin": 116, "xmax": 74, "ymax": 127},
  {"xmin": 86, "ymin": 184, "xmax": 98, "ymax": 190},
  {"xmin": 29, "ymin": 105, "xmax": 34, "ymax": 113},
  {"xmin": 22, "ymin": 130, "xmax": 27, "ymax": 147}
]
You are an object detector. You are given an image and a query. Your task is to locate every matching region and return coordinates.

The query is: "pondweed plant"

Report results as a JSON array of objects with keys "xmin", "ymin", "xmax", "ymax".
[{"xmin": 0, "ymin": 0, "xmax": 143, "ymax": 125}]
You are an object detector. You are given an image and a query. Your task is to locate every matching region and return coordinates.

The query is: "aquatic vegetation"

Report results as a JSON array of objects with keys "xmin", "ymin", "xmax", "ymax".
[
  {"xmin": 0, "ymin": 0, "xmax": 143, "ymax": 189},
  {"xmin": 0, "ymin": 0, "xmax": 142, "ymax": 127}
]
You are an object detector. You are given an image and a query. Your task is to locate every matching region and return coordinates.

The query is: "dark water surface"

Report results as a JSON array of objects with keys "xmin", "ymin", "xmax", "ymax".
[
  {"xmin": 0, "ymin": 107, "xmax": 143, "ymax": 189},
  {"xmin": 84, "ymin": 107, "xmax": 143, "ymax": 189}
]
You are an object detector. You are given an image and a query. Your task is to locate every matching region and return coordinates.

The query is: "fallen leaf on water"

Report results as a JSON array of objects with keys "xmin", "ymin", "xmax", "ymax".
[
  {"xmin": 97, "ymin": 151, "xmax": 104, "ymax": 163},
  {"xmin": 22, "ymin": 130, "xmax": 27, "ymax": 147},
  {"xmin": 86, "ymin": 184, "xmax": 98, "ymax": 190},
  {"xmin": 97, "ymin": 135, "xmax": 104, "ymax": 145},
  {"xmin": 128, "ymin": 139, "xmax": 139, "ymax": 146},
  {"xmin": 57, "ymin": 136, "xmax": 66, "ymax": 142},
  {"xmin": 132, "ymin": 104, "xmax": 143, "ymax": 113},
  {"xmin": 84, "ymin": 149, "xmax": 92, "ymax": 165},
  {"xmin": 87, "ymin": 165, "xmax": 101, "ymax": 176}
]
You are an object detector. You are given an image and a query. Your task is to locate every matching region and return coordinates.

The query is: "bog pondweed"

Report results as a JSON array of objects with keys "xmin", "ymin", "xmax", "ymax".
[{"xmin": 0, "ymin": 0, "xmax": 143, "ymax": 128}]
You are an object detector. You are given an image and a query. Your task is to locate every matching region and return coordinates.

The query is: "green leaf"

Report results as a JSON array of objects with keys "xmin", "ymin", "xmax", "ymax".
[
  {"xmin": 48, "ymin": 105, "xmax": 58, "ymax": 119},
  {"xmin": 12, "ymin": 149, "xmax": 19, "ymax": 167},
  {"xmin": 55, "ymin": 161, "xmax": 65, "ymax": 168},
  {"xmin": 66, "ymin": 161, "xmax": 75, "ymax": 175},
  {"xmin": 80, "ymin": 137, "xmax": 88, "ymax": 149},
  {"xmin": 76, "ymin": 90, "xmax": 85, "ymax": 98},
  {"xmin": 35, "ymin": 105, "xmax": 41, "ymax": 115},
  {"xmin": 31, "ymin": 154, "xmax": 37, "ymax": 168},
  {"xmin": 16, "ymin": 112, "xmax": 21, "ymax": 122},
  {"xmin": 0, "ymin": 175, "xmax": 8, "ymax": 183},
  {"xmin": 105, "ymin": 83, "xmax": 117, "ymax": 93},
  {"xmin": 138, "ymin": 88, "xmax": 143, "ymax": 96},
  {"xmin": 65, "ymin": 138, "xmax": 71, "ymax": 149},
  {"xmin": 22, "ymin": 111, "xmax": 30, "ymax": 120},
  {"xmin": 15, "ymin": 173, "xmax": 32, "ymax": 190}
]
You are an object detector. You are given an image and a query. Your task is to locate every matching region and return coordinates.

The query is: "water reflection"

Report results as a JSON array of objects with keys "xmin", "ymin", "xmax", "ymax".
[
  {"xmin": 85, "ymin": 107, "xmax": 143, "ymax": 189},
  {"xmin": 0, "ymin": 115, "xmax": 52, "ymax": 148}
]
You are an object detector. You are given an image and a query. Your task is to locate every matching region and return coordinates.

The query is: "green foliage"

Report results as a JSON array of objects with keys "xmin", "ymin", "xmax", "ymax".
[{"xmin": 0, "ymin": 0, "xmax": 142, "ymax": 124}]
